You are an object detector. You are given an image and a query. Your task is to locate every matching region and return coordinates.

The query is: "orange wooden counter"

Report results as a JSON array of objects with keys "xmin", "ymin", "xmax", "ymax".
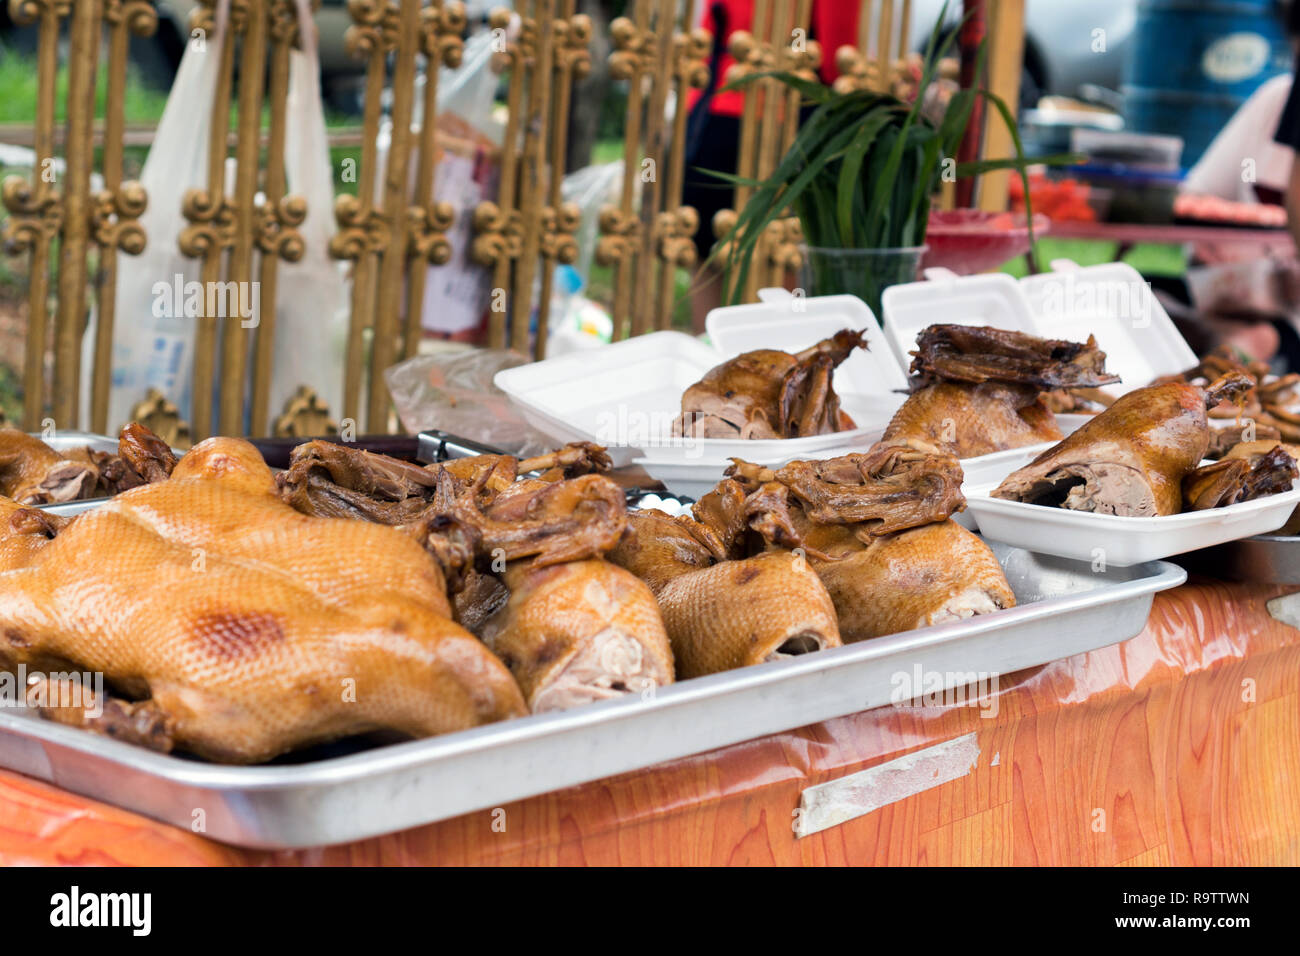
[{"xmin": 1, "ymin": 577, "xmax": 1297, "ymax": 866}]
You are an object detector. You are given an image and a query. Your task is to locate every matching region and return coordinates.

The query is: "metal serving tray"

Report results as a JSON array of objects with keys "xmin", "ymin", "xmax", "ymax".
[
  {"xmin": 1180, "ymin": 533, "xmax": 1300, "ymax": 585},
  {"xmin": 0, "ymin": 544, "xmax": 1185, "ymax": 848}
]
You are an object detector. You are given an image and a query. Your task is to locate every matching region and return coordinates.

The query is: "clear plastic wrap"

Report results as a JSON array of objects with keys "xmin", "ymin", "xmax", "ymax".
[{"xmin": 383, "ymin": 348, "xmax": 556, "ymax": 456}]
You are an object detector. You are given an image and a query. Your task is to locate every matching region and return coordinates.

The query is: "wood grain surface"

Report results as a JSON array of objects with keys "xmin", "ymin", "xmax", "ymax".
[{"xmin": 0, "ymin": 578, "xmax": 1296, "ymax": 866}]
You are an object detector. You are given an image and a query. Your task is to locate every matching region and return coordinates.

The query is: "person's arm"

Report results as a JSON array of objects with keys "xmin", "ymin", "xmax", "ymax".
[{"xmin": 1274, "ymin": 61, "xmax": 1300, "ymax": 245}]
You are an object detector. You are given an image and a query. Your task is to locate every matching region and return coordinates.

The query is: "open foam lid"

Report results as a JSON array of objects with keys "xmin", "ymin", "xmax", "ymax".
[
  {"xmin": 705, "ymin": 288, "xmax": 909, "ymax": 398},
  {"xmin": 1019, "ymin": 261, "xmax": 1197, "ymax": 395},
  {"xmin": 880, "ymin": 271, "xmax": 1039, "ymax": 374}
]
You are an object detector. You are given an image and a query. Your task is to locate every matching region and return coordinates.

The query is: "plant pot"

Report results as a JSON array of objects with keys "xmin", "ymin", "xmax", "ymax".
[{"xmin": 797, "ymin": 245, "xmax": 928, "ymax": 320}]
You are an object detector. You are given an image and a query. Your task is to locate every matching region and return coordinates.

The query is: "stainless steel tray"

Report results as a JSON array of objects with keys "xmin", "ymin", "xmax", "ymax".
[
  {"xmin": 1180, "ymin": 533, "xmax": 1300, "ymax": 585},
  {"xmin": 0, "ymin": 544, "xmax": 1185, "ymax": 848}
]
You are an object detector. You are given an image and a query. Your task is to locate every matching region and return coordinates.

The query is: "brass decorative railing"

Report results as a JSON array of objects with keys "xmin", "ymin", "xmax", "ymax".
[{"xmin": 1, "ymin": 0, "xmax": 1020, "ymax": 436}]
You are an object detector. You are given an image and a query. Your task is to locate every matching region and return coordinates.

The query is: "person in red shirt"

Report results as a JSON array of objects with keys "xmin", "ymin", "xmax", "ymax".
[{"xmin": 682, "ymin": 0, "xmax": 861, "ymax": 328}]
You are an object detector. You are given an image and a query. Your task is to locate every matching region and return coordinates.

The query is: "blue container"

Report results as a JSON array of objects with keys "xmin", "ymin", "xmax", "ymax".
[{"xmin": 1122, "ymin": 0, "xmax": 1292, "ymax": 166}]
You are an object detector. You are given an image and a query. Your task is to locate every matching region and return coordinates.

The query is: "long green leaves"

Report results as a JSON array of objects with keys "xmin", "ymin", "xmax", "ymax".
[{"xmin": 708, "ymin": 1, "xmax": 1059, "ymax": 305}]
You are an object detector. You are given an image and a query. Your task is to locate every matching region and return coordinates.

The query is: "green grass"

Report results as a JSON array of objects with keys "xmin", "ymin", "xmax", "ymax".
[
  {"xmin": 0, "ymin": 54, "xmax": 169, "ymax": 125},
  {"xmin": 1000, "ymin": 238, "xmax": 1187, "ymax": 278}
]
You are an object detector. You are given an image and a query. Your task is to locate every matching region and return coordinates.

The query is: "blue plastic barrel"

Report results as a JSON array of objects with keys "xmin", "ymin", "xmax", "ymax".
[{"xmin": 1122, "ymin": 0, "xmax": 1292, "ymax": 166}]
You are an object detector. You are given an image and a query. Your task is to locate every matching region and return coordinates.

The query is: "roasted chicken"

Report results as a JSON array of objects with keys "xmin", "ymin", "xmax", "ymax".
[
  {"xmin": 883, "ymin": 325, "xmax": 1120, "ymax": 458},
  {"xmin": 992, "ymin": 372, "xmax": 1255, "ymax": 516},
  {"xmin": 674, "ymin": 329, "xmax": 867, "ymax": 439},
  {"xmin": 0, "ymin": 437, "xmax": 527, "ymax": 762}
]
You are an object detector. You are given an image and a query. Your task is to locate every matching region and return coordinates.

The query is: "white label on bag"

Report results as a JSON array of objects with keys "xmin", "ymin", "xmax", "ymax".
[{"xmin": 1202, "ymin": 33, "xmax": 1270, "ymax": 84}]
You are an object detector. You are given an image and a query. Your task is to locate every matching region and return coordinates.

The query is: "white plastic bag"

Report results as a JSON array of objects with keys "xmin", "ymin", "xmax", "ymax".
[
  {"xmin": 87, "ymin": 0, "xmax": 348, "ymax": 433},
  {"xmin": 86, "ymin": 0, "xmax": 231, "ymax": 430},
  {"xmin": 267, "ymin": 0, "xmax": 349, "ymax": 422}
]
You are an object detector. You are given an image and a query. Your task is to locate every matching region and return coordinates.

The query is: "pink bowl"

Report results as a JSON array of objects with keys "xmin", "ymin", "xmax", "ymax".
[{"xmin": 921, "ymin": 210, "xmax": 1051, "ymax": 275}]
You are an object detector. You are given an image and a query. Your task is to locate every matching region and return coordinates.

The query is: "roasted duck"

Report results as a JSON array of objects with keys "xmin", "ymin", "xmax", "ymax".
[
  {"xmin": 608, "ymin": 480, "xmax": 841, "ymax": 677},
  {"xmin": 1157, "ymin": 346, "xmax": 1300, "ymax": 444},
  {"xmin": 0, "ymin": 430, "xmax": 98, "ymax": 504},
  {"xmin": 653, "ymin": 551, "xmax": 841, "ymax": 678},
  {"xmin": 675, "ymin": 329, "xmax": 867, "ymax": 439},
  {"xmin": 735, "ymin": 440, "xmax": 1014, "ymax": 643},
  {"xmin": 992, "ymin": 372, "xmax": 1254, "ymax": 516},
  {"xmin": 0, "ymin": 437, "xmax": 527, "ymax": 762},
  {"xmin": 482, "ymin": 558, "xmax": 673, "ymax": 710},
  {"xmin": 882, "ymin": 325, "xmax": 1120, "ymax": 458},
  {"xmin": 0, "ymin": 422, "xmax": 175, "ymax": 505},
  {"xmin": 1183, "ymin": 443, "xmax": 1299, "ymax": 510},
  {"xmin": 280, "ymin": 439, "xmax": 675, "ymax": 713},
  {"xmin": 464, "ymin": 472, "xmax": 675, "ymax": 711}
]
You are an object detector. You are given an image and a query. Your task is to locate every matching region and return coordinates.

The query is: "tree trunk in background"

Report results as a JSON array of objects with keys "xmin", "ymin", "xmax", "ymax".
[{"xmin": 566, "ymin": 0, "xmax": 613, "ymax": 172}]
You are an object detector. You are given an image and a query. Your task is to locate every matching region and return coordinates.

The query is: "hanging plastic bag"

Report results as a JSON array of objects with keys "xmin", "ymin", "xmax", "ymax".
[
  {"xmin": 266, "ymin": 0, "xmax": 349, "ymax": 423},
  {"xmin": 82, "ymin": 1, "xmax": 231, "ymax": 431},
  {"xmin": 85, "ymin": 0, "xmax": 347, "ymax": 434}
]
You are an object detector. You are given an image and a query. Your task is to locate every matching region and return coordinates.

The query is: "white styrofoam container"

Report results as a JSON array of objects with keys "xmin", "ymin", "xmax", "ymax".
[
  {"xmin": 632, "ymin": 458, "xmax": 738, "ymax": 501},
  {"xmin": 634, "ymin": 439, "xmax": 874, "ymax": 501},
  {"xmin": 882, "ymin": 262, "xmax": 1197, "ymax": 398},
  {"xmin": 1020, "ymin": 261, "xmax": 1196, "ymax": 395},
  {"xmin": 880, "ymin": 271, "xmax": 1039, "ymax": 373},
  {"xmin": 705, "ymin": 288, "xmax": 909, "ymax": 398},
  {"xmin": 964, "ymin": 482, "xmax": 1300, "ymax": 567},
  {"xmin": 496, "ymin": 293, "xmax": 908, "ymax": 468},
  {"xmin": 494, "ymin": 331, "xmax": 721, "ymax": 467}
]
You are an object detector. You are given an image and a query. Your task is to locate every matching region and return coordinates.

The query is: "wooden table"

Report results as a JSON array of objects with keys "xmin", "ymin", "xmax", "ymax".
[{"xmin": 0, "ymin": 578, "xmax": 1297, "ymax": 866}]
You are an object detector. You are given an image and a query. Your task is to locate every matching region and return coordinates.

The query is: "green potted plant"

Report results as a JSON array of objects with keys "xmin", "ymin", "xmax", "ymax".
[{"xmin": 711, "ymin": 17, "xmax": 1061, "ymax": 318}]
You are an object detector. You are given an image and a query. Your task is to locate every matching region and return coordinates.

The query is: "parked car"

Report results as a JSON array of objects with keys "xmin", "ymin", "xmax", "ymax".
[
  {"xmin": 154, "ymin": 0, "xmax": 361, "ymax": 107},
  {"xmin": 907, "ymin": 0, "xmax": 1139, "ymax": 109}
]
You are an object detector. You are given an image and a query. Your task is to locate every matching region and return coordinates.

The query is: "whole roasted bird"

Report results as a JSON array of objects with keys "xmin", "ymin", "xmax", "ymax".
[
  {"xmin": 0, "ymin": 437, "xmax": 527, "ymax": 762},
  {"xmin": 608, "ymin": 487, "xmax": 843, "ymax": 679},
  {"xmin": 733, "ymin": 440, "xmax": 1014, "ymax": 642},
  {"xmin": 992, "ymin": 371, "xmax": 1255, "ymax": 516},
  {"xmin": 279, "ymin": 439, "xmax": 675, "ymax": 713},
  {"xmin": 675, "ymin": 329, "xmax": 868, "ymax": 439},
  {"xmin": 882, "ymin": 325, "xmax": 1120, "ymax": 458}
]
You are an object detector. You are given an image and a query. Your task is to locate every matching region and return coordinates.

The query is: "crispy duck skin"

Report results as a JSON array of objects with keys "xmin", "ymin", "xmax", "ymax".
[
  {"xmin": 1183, "ymin": 444, "xmax": 1299, "ymax": 510},
  {"xmin": 117, "ymin": 422, "xmax": 178, "ymax": 484},
  {"xmin": 0, "ymin": 437, "xmax": 526, "ymax": 763},
  {"xmin": 674, "ymin": 329, "xmax": 866, "ymax": 439},
  {"xmin": 278, "ymin": 440, "xmax": 613, "ymax": 522},
  {"xmin": 446, "ymin": 473, "xmax": 629, "ymax": 569},
  {"xmin": 992, "ymin": 372, "xmax": 1254, "ymax": 516},
  {"xmin": 882, "ymin": 382, "xmax": 1064, "ymax": 458},
  {"xmin": 909, "ymin": 325, "xmax": 1121, "ymax": 390},
  {"xmin": 278, "ymin": 440, "xmax": 442, "ymax": 523},
  {"xmin": 0, "ymin": 430, "xmax": 99, "ymax": 504},
  {"xmin": 885, "ymin": 326, "xmax": 1119, "ymax": 458},
  {"xmin": 606, "ymin": 510, "xmax": 720, "ymax": 594},
  {"xmin": 740, "ymin": 460, "xmax": 1014, "ymax": 640},
  {"xmin": 811, "ymin": 521, "xmax": 1015, "ymax": 642},
  {"xmin": 729, "ymin": 439, "xmax": 966, "ymax": 536},
  {"xmin": 653, "ymin": 551, "xmax": 841, "ymax": 679},
  {"xmin": 482, "ymin": 559, "xmax": 674, "ymax": 712}
]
